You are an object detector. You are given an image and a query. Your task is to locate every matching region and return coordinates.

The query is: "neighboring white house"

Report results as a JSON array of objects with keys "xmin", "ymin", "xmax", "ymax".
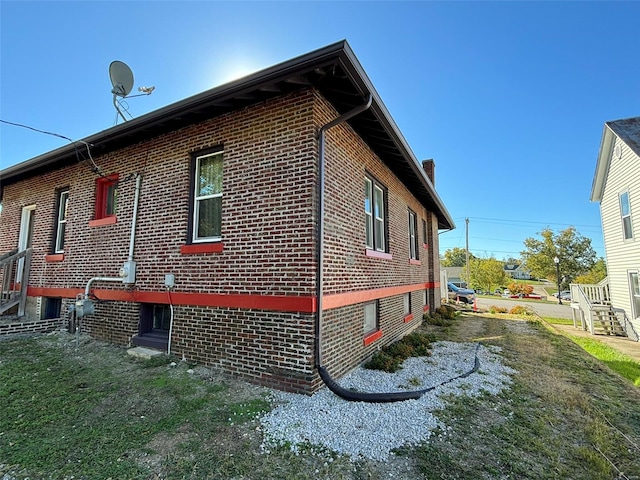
[
  {"xmin": 591, "ymin": 116, "xmax": 640, "ymax": 339},
  {"xmin": 441, "ymin": 267, "xmax": 466, "ymax": 288},
  {"xmin": 504, "ymin": 263, "xmax": 531, "ymax": 280}
]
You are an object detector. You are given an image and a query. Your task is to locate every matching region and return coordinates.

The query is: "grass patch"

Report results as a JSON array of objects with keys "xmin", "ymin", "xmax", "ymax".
[
  {"xmin": 2, "ymin": 315, "xmax": 640, "ymax": 479},
  {"xmin": 543, "ymin": 316, "xmax": 575, "ymax": 325},
  {"xmin": 568, "ymin": 335, "xmax": 640, "ymax": 386},
  {"xmin": 408, "ymin": 316, "xmax": 640, "ymax": 479}
]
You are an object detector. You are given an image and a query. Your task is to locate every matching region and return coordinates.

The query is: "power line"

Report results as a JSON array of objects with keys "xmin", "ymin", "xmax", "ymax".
[{"xmin": 0, "ymin": 119, "xmax": 103, "ymax": 175}]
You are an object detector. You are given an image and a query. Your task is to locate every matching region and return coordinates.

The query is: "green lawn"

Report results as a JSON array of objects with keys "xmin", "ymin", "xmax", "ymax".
[{"xmin": 568, "ymin": 335, "xmax": 640, "ymax": 386}]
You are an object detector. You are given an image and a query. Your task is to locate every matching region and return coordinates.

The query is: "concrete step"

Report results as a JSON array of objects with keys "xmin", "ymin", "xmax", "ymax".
[{"xmin": 127, "ymin": 346, "xmax": 164, "ymax": 360}]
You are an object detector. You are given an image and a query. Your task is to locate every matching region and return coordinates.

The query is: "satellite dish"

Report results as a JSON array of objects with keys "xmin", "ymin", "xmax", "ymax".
[
  {"xmin": 109, "ymin": 61, "xmax": 134, "ymax": 97},
  {"xmin": 108, "ymin": 60, "xmax": 153, "ymax": 124}
]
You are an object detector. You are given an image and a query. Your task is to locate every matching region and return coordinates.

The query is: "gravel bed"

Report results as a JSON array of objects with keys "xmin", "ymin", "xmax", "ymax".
[{"xmin": 260, "ymin": 341, "xmax": 517, "ymax": 461}]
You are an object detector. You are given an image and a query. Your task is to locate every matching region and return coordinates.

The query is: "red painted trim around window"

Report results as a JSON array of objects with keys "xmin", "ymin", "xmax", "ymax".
[
  {"xmin": 180, "ymin": 243, "xmax": 224, "ymax": 254},
  {"xmin": 44, "ymin": 254, "xmax": 64, "ymax": 262},
  {"xmin": 364, "ymin": 330, "xmax": 383, "ymax": 346},
  {"xmin": 95, "ymin": 174, "xmax": 119, "ymax": 220},
  {"xmin": 422, "ymin": 243, "xmax": 429, "ymax": 249},
  {"xmin": 365, "ymin": 249, "xmax": 392, "ymax": 260},
  {"xmin": 409, "ymin": 259, "xmax": 421, "ymax": 265},
  {"xmin": 88, "ymin": 216, "xmax": 117, "ymax": 227},
  {"xmin": 423, "ymin": 304, "xmax": 430, "ymax": 312},
  {"xmin": 403, "ymin": 313, "xmax": 414, "ymax": 323}
]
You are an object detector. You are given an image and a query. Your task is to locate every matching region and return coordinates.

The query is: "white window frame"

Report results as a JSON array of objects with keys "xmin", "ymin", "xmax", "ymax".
[
  {"xmin": 374, "ymin": 185, "xmax": 386, "ymax": 252},
  {"xmin": 192, "ymin": 151, "xmax": 223, "ymax": 243},
  {"xmin": 54, "ymin": 189, "xmax": 69, "ymax": 253},
  {"xmin": 364, "ymin": 301, "xmax": 378, "ymax": 334},
  {"xmin": 364, "ymin": 175, "xmax": 387, "ymax": 252},
  {"xmin": 364, "ymin": 177, "xmax": 374, "ymax": 249},
  {"xmin": 408, "ymin": 210, "xmax": 418, "ymax": 260},
  {"xmin": 404, "ymin": 292, "xmax": 411, "ymax": 316},
  {"xmin": 620, "ymin": 191, "xmax": 633, "ymax": 240}
]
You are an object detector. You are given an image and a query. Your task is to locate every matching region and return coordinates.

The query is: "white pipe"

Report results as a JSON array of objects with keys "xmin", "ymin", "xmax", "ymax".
[
  {"xmin": 167, "ymin": 288, "xmax": 174, "ymax": 355},
  {"xmin": 85, "ymin": 277, "xmax": 122, "ymax": 296},
  {"xmin": 128, "ymin": 174, "xmax": 142, "ymax": 262}
]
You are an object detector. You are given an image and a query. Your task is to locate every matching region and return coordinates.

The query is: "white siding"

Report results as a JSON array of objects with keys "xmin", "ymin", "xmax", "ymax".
[{"xmin": 600, "ymin": 137, "xmax": 640, "ymax": 332}]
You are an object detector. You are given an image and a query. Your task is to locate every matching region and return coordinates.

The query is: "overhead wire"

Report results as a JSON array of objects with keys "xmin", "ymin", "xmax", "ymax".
[{"xmin": 0, "ymin": 119, "xmax": 106, "ymax": 177}]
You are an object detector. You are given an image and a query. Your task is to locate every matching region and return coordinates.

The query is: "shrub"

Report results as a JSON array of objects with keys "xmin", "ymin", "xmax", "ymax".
[
  {"xmin": 508, "ymin": 282, "xmax": 534, "ymax": 295},
  {"xmin": 489, "ymin": 305, "xmax": 508, "ymax": 314},
  {"xmin": 364, "ymin": 331, "xmax": 433, "ymax": 372},
  {"xmin": 424, "ymin": 313, "xmax": 450, "ymax": 326},
  {"xmin": 435, "ymin": 305, "xmax": 458, "ymax": 319},
  {"xmin": 384, "ymin": 342, "xmax": 415, "ymax": 359},
  {"xmin": 364, "ymin": 351, "xmax": 402, "ymax": 372},
  {"xmin": 509, "ymin": 305, "xmax": 534, "ymax": 316}
]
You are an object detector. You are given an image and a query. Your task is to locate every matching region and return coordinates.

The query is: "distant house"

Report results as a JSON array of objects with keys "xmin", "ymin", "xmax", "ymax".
[
  {"xmin": 441, "ymin": 267, "xmax": 466, "ymax": 288},
  {"xmin": 504, "ymin": 263, "xmax": 531, "ymax": 280},
  {"xmin": 583, "ymin": 116, "xmax": 640, "ymax": 340},
  {"xmin": 0, "ymin": 41, "xmax": 455, "ymax": 392}
]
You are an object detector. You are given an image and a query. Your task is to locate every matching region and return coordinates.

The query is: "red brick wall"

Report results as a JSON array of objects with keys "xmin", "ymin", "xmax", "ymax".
[
  {"xmin": 0, "ymin": 87, "xmax": 444, "ymax": 393},
  {"xmin": 313, "ymin": 91, "xmax": 436, "ymax": 295},
  {"xmin": 1, "ymin": 89, "xmax": 317, "ymax": 295}
]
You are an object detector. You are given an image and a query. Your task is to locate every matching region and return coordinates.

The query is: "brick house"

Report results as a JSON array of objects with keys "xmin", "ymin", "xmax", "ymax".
[{"xmin": 0, "ymin": 41, "xmax": 454, "ymax": 393}]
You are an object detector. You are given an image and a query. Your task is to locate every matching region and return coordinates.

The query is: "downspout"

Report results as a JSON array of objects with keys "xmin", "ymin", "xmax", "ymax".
[
  {"xmin": 315, "ymin": 94, "xmax": 372, "ymax": 368},
  {"xmin": 315, "ymin": 96, "xmax": 480, "ymax": 402},
  {"xmin": 128, "ymin": 174, "xmax": 142, "ymax": 263}
]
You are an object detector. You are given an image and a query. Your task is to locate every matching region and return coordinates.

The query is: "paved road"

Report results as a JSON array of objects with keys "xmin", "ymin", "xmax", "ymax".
[{"xmin": 475, "ymin": 296, "xmax": 573, "ymax": 320}]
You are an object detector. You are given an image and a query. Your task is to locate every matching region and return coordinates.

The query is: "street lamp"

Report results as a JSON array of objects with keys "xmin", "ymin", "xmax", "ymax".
[{"xmin": 554, "ymin": 256, "xmax": 562, "ymax": 305}]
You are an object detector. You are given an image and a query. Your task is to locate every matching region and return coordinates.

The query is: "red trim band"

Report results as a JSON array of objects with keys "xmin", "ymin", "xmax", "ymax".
[
  {"xmin": 409, "ymin": 259, "xmax": 421, "ymax": 265},
  {"xmin": 323, "ymin": 282, "xmax": 437, "ymax": 310},
  {"xmin": 403, "ymin": 313, "xmax": 414, "ymax": 323},
  {"xmin": 44, "ymin": 254, "xmax": 64, "ymax": 262},
  {"xmin": 28, "ymin": 281, "xmax": 440, "ymax": 313},
  {"xmin": 89, "ymin": 216, "xmax": 117, "ymax": 227},
  {"xmin": 28, "ymin": 286, "xmax": 314, "ymax": 313},
  {"xmin": 180, "ymin": 243, "xmax": 224, "ymax": 254},
  {"xmin": 365, "ymin": 249, "xmax": 392, "ymax": 260},
  {"xmin": 363, "ymin": 330, "xmax": 383, "ymax": 346}
]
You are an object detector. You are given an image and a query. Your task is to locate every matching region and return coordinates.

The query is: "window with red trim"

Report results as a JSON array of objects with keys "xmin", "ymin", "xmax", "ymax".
[
  {"xmin": 364, "ymin": 301, "xmax": 379, "ymax": 335},
  {"xmin": 95, "ymin": 175, "xmax": 118, "ymax": 220}
]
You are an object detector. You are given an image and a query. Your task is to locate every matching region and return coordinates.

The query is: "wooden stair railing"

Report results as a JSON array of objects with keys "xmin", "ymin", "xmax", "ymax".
[{"xmin": 0, "ymin": 248, "xmax": 32, "ymax": 317}]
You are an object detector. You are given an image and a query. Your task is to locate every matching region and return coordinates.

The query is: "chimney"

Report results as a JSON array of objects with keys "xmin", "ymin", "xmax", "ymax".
[{"xmin": 422, "ymin": 159, "xmax": 435, "ymax": 185}]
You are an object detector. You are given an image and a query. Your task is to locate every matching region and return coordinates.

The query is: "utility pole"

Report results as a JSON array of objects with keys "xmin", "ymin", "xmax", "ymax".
[{"xmin": 465, "ymin": 218, "xmax": 470, "ymax": 288}]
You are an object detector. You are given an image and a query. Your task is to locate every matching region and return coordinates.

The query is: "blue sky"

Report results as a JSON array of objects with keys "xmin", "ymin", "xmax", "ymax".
[{"xmin": 3, "ymin": 1, "xmax": 639, "ymax": 259}]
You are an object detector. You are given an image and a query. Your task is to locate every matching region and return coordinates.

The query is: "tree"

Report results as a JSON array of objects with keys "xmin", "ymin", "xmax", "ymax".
[
  {"xmin": 441, "ymin": 247, "xmax": 475, "ymax": 267},
  {"xmin": 508, "ymin": 282, "xmax": 534, "ymax": 295},
  {"xmin": 574, "ymin": 258, "xmax": 607, "ymax": 285},
  {"xmin": 521, "ymin": 227, "xmax": 597, "ymax": 288},
  {"xmin": 461, "ymin": 257, "xmax": 508, "ymax": 293},
  {"xmin": 503, "ymin": 257, "xmax": 521, "ymax": 265}
]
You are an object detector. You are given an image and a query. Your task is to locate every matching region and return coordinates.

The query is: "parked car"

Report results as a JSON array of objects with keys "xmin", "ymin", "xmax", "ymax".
[
  {"xmin": 553, "ymin": 290, "xmax": 572, "ymax": 301},
  {"xmin": 448, "ymin": 282, "xmax": 476, "ymax": 304},
  {"xmin": 509, "ymin": 293, "xmax": 543, "ymax": 300}
]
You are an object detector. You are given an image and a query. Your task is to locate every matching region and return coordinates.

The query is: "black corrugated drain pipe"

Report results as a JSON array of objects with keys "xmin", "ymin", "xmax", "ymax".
[{"xmin": 315, "ymin": 94, "xmax": 481, "ymax": 402}]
